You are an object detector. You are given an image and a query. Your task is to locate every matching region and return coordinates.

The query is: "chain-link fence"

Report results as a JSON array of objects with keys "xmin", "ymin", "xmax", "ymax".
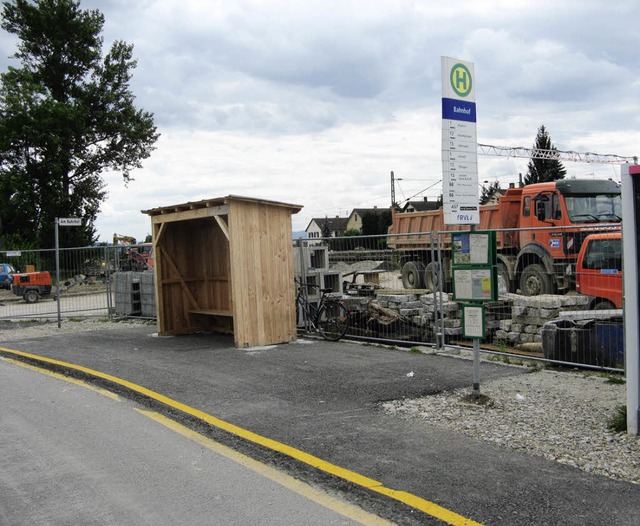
[
  {"xmin": 295, "ymin": 224, "xmax": 623, "ymax": 372},
  {"xmin": 0, "ymin": 244, "xmax": 154, "ymax": 321},
  {"xmin": 2, "ymin": 229, "xmax": 623, "ymax": 372}
]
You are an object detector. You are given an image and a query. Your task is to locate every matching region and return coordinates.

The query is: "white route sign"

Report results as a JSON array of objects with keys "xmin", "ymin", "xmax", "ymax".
[{"xmin": 441, "ymin": 57, "xmax": 479, "ymax": 225}]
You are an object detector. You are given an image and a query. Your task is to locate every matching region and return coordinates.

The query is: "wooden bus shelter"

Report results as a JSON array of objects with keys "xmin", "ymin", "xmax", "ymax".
[{"xmin": 142, "ymin": 195, "xmax": 302, "ymax": 347}]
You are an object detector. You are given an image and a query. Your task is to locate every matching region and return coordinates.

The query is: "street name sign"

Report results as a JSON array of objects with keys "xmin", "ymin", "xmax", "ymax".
[{"xmin": 58, "ymin": 217, "xmax": 82, "ymax": 226}]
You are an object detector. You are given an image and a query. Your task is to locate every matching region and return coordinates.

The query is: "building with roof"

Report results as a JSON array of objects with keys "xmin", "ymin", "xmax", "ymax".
[
  {"xmin": 400, "ymin": 197, "xmax": 442, "ymax": 213},
  {"xmin": 305, "ymin": 216, "xmax": 350, "ymax": 243},
  {"xmin": 346, "ymin": 207, "xmax": 386, "ymax": 233}
]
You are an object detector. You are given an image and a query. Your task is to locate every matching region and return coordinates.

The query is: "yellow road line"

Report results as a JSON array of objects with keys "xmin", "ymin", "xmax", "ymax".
[
  {"xmin": 0, "ymin": 346, "xmax": 483, "ymax": 526},
  {"xmin": 136, "ymin": 408, "xmax": 393, "ymax": 526}
]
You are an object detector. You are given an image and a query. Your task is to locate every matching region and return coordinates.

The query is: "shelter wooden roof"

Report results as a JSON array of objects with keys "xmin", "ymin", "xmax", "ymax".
[{"xmin": 142, "ymin": 195, "xmax": 303, "ymax": 218}]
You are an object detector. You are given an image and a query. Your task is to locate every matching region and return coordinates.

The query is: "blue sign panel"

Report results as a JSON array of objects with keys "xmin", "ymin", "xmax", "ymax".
[{"xmin": 442, "ymin": 98, "xmax": 477, "ymax": 123}]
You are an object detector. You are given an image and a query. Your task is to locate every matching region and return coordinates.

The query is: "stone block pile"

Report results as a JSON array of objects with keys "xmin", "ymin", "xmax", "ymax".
[
  {"xmin": 494, "ymin": 293, "xmax": 590, "ymax": 346},
  {"xmin": 348, "ymin": 290, "xmax": 591, "ymax": 347}
]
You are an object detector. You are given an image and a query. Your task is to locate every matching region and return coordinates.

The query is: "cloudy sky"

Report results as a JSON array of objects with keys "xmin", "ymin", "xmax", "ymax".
[{"xmin": 3, "ymin": 0, "xmax": 640, "ymax": 242}]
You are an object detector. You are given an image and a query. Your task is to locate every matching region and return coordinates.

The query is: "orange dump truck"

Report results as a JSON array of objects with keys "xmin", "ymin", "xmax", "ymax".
[{"xmin": 388, "ymin": 179, "xmax": 622, "ymax": 295}]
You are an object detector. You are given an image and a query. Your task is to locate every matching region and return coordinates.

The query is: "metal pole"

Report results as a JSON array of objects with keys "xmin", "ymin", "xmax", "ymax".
[
  {"xmin": 436, "ymin": 233, "xmax": 445, "ymax": 350},
  {"xmin": 55, "ymin": 218, "xmax": 61, "ymax": 329},
  {"xmin": 472, "ymin": 337, "xmax": 481, "ymax": 398},
  {"xmin": 297, "ymin": 239, "xmax": 310, "ymax": 332},
  {"xmin": 390, "ymin": 171, "xmax": 395, "ymax": 207},
  {"xmin": 105, "ymin": 245, "xmax": 113, "ymax": 321},
  {"xmin": 470, "ymin": 224, "xmax": 480, "ymax": 398},
  {"xmin": 621, "ymin": 163, "xmax": 639, "ymax": 435}
]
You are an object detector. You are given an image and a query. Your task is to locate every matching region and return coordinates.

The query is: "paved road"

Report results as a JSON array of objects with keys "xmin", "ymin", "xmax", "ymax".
[
  {"xmin": 0, "ymin": 358, "xmax": 384, "ymax": 526},
  {"xmin": 2, "ymin": 327, "xmax": 639, "ymax": 525},
  {"xmin": 0, "ymin": 290, "xmax": 110, "ymax": 319}
]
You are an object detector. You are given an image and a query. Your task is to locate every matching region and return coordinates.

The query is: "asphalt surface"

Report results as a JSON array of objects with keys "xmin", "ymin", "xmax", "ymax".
[
  {"xmin": 2, "ymin": 326, "xmax": 639, "ymax": 525},
  {"xmin": 0, "ymin": 359, "xmax": 373, "ymax": 526}
]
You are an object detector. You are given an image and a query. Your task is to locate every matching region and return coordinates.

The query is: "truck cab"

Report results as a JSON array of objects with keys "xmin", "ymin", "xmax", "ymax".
[
  {"xmin": 514, "ymin": 179, "xmax": 621, "ymax": 295},
  {"xmin": 575, "ymin": 232, "xmax": 622, "ymax": 309}
]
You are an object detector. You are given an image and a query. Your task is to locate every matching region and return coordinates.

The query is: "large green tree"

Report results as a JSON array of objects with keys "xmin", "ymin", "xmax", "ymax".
[
  {"xmin": 0, "ymin": 0, "xmax": 159, "ymax": 249},
  {"xmin": 524, "ymin": 124, "xmax": 567, "ymax": 185},
  {"xmin": 361, "ymin": 210, "xmax": 392, "ymax": 236}
]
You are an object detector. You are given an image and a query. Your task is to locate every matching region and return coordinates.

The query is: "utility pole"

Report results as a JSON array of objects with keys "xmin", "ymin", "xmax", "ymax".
[
  {"xmin": 391, "ymin": 171, "xmax": 402, "ymax": 208},
  {"xmin": 390, "ymin": 171, "xmax": 396, "ymax": 207}
]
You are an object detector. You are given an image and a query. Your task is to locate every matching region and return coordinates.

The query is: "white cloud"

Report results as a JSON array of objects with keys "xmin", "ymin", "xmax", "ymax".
[{"xmin": 3, "ymin": 0, "xmax": 640, "ymax": 243}]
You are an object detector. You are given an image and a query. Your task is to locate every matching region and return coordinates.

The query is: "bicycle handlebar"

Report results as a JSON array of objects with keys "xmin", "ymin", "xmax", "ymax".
[{"xmin": 295, "ymin": 278, "xmax": 333, "ymax": 294}]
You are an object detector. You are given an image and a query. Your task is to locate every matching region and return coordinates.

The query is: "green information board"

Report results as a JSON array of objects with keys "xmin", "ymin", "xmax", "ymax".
[
  {"xmin": 451, "ymin": 231, "xmax": 498, "ymax": 303},
  {"xmin": 452, "ymin": 267, "xmax": 498, "ymax": 302},
  {"xmin": 452, "ymin": 231, "xmax": 497, "ymax": 266}
]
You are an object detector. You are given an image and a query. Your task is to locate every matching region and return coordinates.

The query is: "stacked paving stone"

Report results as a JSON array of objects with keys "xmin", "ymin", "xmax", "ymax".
[
  {"xmin": 367, "ymin": 291, "xmax": 590, "ymax": 346},
  {"xmin": 113, "ymin": 271, "xmax": 156, "ymax": 317},
  {"xmin": 375, "ymin": 292, "xmax": 463, "ymax": 339},
  {"xmin": 491, "ymin": 293, "xmax": 590, "ymax": 346}
]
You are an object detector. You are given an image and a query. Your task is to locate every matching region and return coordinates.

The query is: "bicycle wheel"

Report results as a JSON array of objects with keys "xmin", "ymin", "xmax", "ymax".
[{"xmin": 317, "ymin": 301, "xmax": 349, "ymax": 341}]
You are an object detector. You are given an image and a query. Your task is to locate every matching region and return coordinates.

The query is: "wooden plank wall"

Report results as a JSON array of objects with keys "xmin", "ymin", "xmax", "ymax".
[
  {"xmin": 229, "ymin": 200, "xmax": 297, "ymax": 347},
  {"xmin": 155, "ymin": 217, "xmax": 232, "ymax": 335}
]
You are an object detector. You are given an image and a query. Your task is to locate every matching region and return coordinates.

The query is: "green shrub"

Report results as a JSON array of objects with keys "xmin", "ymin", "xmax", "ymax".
[
  {"xmin": 607, "ymin": 405, "xmax": 627, "ymax": 433},
  {"xmin": 605, "ymin": 375, "xmax": 626, "ymax": 385}
]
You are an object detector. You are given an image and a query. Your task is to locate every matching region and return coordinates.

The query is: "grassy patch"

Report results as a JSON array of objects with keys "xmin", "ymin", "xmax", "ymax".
[
  {"xmin": 607, "ymin": 405, "xmax": 627, "ymax": 433},
  {"xmin": 460, "ymin": 393, "xmax": 494, "ymax": 407},
  {"xmin": 487, "ymin": 354, "xmax": 525, "ymax": 366}
]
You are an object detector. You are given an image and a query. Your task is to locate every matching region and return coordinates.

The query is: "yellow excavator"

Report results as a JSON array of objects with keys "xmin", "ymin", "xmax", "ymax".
[{"xmin": 113, "ymin": 234, "xmax": 154, "ymax": 271}]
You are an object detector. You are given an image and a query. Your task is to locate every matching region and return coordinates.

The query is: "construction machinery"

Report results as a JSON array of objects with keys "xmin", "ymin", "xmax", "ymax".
[
  {"xmin": 12, "ymin": 271, "xmax": 53, "ymax": 303},
  {"xmin": 113, "ymin": 233, "xmax": 153, "ymax": 271}
]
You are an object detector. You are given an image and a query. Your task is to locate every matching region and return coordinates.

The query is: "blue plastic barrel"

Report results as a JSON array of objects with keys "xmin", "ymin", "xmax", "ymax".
[{"xmin": 594, "ymin": 318, "xmax": 624, "ymax": 368}]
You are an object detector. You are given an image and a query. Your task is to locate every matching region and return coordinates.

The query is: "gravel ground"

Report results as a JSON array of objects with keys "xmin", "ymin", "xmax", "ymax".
[
  {"xmin": 383, "ymin": 362, "xmax": 640, "ymax": 485},
  {"xmin": 0, "ymin": 318, "xmax": 155, "ymax": 342},
  {"xmin": 2, "ymin": 319, "xmax": 638, "ymax": 486}
]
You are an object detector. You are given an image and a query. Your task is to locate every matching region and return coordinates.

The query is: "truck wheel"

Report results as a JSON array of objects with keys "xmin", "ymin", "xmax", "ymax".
[
  {"xmin": 497, "ymin": 262, "xmax": 511, "ymax": 294},
  {"xmin": 424, "ymin": 262, "xmax": 441, "ymax": 291},
  {"xmin": 592, "ymin": 299, "xmax": 616, "ymax": 310},
  {"xmin": 519, "ymin": 264, "xmax": 554, "ymax": 296},
  {"xmin": 24, "ymin": 290, "xmax": 40, "ymax": 304},
  {"xmin": 401, "ymin": 261, "xmax": 425, "ymax": 289}
]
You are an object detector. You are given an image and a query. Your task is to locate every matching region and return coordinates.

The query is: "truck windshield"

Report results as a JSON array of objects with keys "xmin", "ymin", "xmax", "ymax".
[
  {"xmin": 583, "ymin": 237, "xmax": 622, "ymax": 271},
  {"xmin": 565, "ymin": 193, "xmax": 622, "ymax": 223}
]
